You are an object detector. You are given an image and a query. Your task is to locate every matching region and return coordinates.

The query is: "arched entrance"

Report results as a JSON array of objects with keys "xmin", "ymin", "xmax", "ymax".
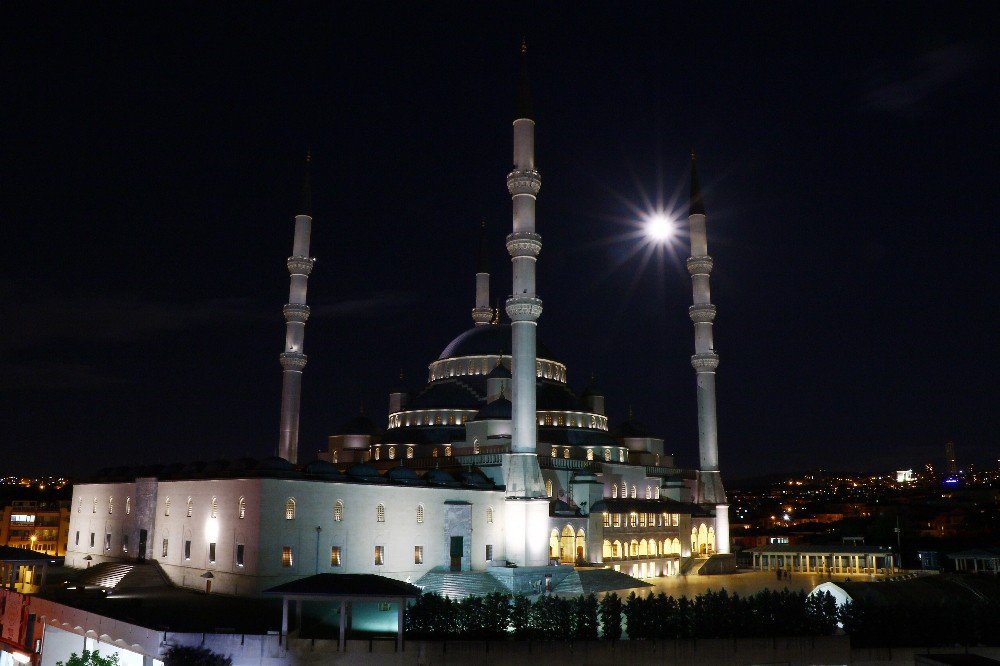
[
  {"xmin": 549, "ymin": 529, "xmax": 559, "ymax": 560},
  {"xmin": 560, "ymin": 525, "xmax": 575, "ymax": 564},
  {"xmin": 698, "ymin": 524, "xmax": 708, "ymax": 555},
  {"xmin": 707, "ymin": 526, "xmax": 716, "ymax": 554},
  {"xmin": 576, "ymin": 529, "xmax": 586, "ymax": 562},
  {"xmin": 603, "ymin": 539, "xmax": 612, "ymax": 559}
]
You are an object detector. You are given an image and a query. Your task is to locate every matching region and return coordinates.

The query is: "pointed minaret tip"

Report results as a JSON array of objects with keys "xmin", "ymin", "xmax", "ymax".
[
  {"xmin": 478, "ymin": 218, "xmax": 490, "ymax": 273},
  {"xmin": 299, "ymin": 150, "xmax": 313, "ymax": 216},
  {"xmin": 689, "ymin": 151, "xmax": 706, "ymax": 217},
  {"xmin": 516, "ymin": 38, "xmax": 533, "ymax": 120}
]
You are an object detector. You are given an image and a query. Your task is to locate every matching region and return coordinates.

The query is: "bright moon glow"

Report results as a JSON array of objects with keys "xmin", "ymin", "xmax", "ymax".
[{"xmin": 644, "ymin": 213, "xmax": 675, "ymax": 241}]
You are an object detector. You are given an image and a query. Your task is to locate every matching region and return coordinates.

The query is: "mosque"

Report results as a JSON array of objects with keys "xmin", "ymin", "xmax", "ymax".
[{"xmin": 63, "ymin": 47, "xmax": 731, "ymax": 597}]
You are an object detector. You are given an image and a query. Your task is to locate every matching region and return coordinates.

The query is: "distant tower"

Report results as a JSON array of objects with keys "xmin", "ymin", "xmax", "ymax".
[
  {"xmin": 503, "ymin": 40, "xmax": 549, "ymax": 567},
  {"xmin": 472, "ymin": 219, "xmax": 493, "ymax": 325},
  {"xmin": 945, "ymin": 441, "xmax": 957, "ymax": 475},
  {"xmin": 686, "ymin": 153, "xmax": 730, "ymax": 554},
  {"xmin": 277, "ymin": 155, "xmax": 316, "ymax": 464}
]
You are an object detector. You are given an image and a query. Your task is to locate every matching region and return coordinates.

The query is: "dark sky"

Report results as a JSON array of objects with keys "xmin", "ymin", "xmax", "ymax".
[{"xmin": 3, "ymin": 4, "xmax": 996, "ymax": 478}]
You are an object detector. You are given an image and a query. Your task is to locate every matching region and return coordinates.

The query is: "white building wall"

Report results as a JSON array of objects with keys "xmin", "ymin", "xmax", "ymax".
[{"xmin": 66, "ymin": 482, "xmax": 137, "ymax": 568}]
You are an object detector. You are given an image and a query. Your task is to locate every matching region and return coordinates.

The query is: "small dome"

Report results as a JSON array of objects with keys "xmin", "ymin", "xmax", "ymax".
[
  {"xmin": 424, "ymin": 469, "xmax": 460, "ymax": 486},
  {"xmin": 473, "ymin": 396, "xmax": 512, "ymax": 421},
  {"xmin": 459, "ymin": 469, "xmax": 494, "ymax": 488},
  {"xmin": 304, "ymin": 460, "xmax": 344, "ymax": 479},
  {"xmin": 346, "ymin": 462, "xmax": 382, "ymax": 481},
  {"xmin": 438, "ymin": 325, "xmax": 557, "ymax": 362},
  {"xmin": 487, "ymin": 361, "xmax": 511, "ymax": 379},
  {"xmin": 387, "ymin": 465, "xmax": 424, "ymax": 484},
  {"xmin": 338, "ymin": 413, "xmax": 381, "ymax": 437}
]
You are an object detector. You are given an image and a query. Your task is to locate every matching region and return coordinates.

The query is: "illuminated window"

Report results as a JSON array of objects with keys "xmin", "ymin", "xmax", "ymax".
[
  {"xmin": 445, "ymin": 446, "xmax": 452, "ymax": 457},
  {"xmin": 374, "ymin": 545, "xmax": 384, "ymax": 565},
  {"xmin": 486, "ymin": 544, "xmax": 493, "ymax": 561},
  {"xmin": 612, "ymin": 485, "xmax": 617, "ymax": 498},
  {"xmin": 603, "ymin": 513, "xmax": 611, "ymax": 527},
  {"xmin": 563, "ymin": 448, "xmax": 570, "ymax": 459},
  {"xmin": 282, "ymin": 546, "xmax": 293, "ymax": 567},
  {"xmin": 486, "ymin": 506, "xmax": 494, "ymax": 523},
  {"xmin": 655, "ymin": 487, "xmax": 660, "ymax": 499},
  {"xmin": 630, "ymin": 513, "xmax": 638, "ymax": 527},
  {"xmin": 164, "ymin": 497, "xmax": 171, "ymax": 516},
  {"xmin": 646, "ymin": 486, "xmax": 651, "ymax": 500},
  {"xmin": 186, "ymin": 497, "xmax": 193, "ymax": 517},
  {"xmin": 639, "ymin": 513, "xmax": 647, "ymax": 527},
  {"xmin": 619, "ymin": 450, "xmax": 626, "ymax": 463},
  {"xmin": 558, "ymin": 415, "xmax": 565, "ymax": 426},
  {"xmin": 587, "ymin": 449, "xmax": 594, "ymax": 461},
  {"xmin": 377, "ymin": 503, "xmax": 386, "ymax": 522},
  {"xmin": 545, "ymin": 479, "xmax": 553, "ymax": 497},
  {"xmin": 125, "ymin": 497, "xmax": 131, "ymax": 515},
  {"xmin": 432, "ymin": 448, "xmax": 439, "ymax": 458},
  {"xmin": 374, "ymin": 447, "xmax": 381, "ymax": 461},
  {"xmin": 334, "ymin": 500, "xmax": 343, "ymax": 522},
  {"xmin": 613, "ymin": 514, "xmax": 621, "ymax": 528},
  {"xmin": 406, "ymin": 446, "xmax": 414, "ymax": 459},
  {"xmin": 211, "ymin": 497, "xmax": 218, "ymax": 518},
  {"xmin": 162, "ymin": 539, "xmax": 168, "ymax": 558},
  {"xmin": 545, "ymin": 414, "xmax": 552, "ymax": 426},
  {"xmin": 551, "ymin": 447, "xmax": 557, "ymax": 458},
  {"xmin": 604, "ymin": 448, "xmax": 612, "ymax": 461},
  {"xmin": 414, "ymin": 545, "xmax": 424, "ymax": 565},
  {"xmin": 238, "ymin": 497, "xmax": 246, "ymax": 519},
  {"xmin": 92, "ymin": 497, "xmax": 97, "ymax": 513},
  {"xmin": 630, "ymin": 485, "xmax": 637, "ymax": 499},
  {"xmin": 331, "ymin": 546, "xmax": 341, "ymax": 566},
  {"xmin": 236, "ymin": 544, "xmax": 245, "ymax": 567},
  {"xmin": 434, "ymin": 414, "xmax": 442, "ymax": 425},
  {"xmin": 108, "ymin": 497, "xmax": 113, "ymax": 514},
  {"xmin": 208, "ymin": 542, "xmax": 216, "ymax": 564},
  {"xmin": 285, "ymin": 498, "xmax": 296, "ymax": 520},
  {"xmin": 388, "ymin": 446, "xmax": 396, "ymax": 459},
  {"xmin": 473, "ymin": 439, "xmax": 480, "ymax": 454},
  {"xmin": 620, "ymin": 481, "xmax": 627, "ymax": 498},
  {"xmin": 122, "ymin": 535, "xmax": 128, "ymax": 553},
  {"xmin": 184, "ymin": 540, "xmax": 191, "ymax": 560},
  {"xmin": 416, "ymin": 505, "xmax": 424, "ymax": 523}
]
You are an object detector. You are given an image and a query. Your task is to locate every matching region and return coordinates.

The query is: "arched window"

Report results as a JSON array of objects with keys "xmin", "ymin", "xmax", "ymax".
[
  {"xmin": 164, "ymin": 497, "xmax": 171, "ymax": 516},
  {"xmin": 545, "ymin": 479, "xmax": 553, "ymax": 498},
  {"xmin": 416, "ymin": 505, "xmax": 424, "ymax": 524},
  {"xmin": 108, "ymin": 497, "xmax": 114, "ymax": 515},
  {"xmin": 563, "ymin": 447, "xmax": 570, "ymax": 459},
  {"xmin": 406, "ymin": 446, "xmax": 414, "ymax": 459},
  {"xmin": 655, "ymin": 487, "xmax": 661, "ymax": 499},
  {"xmin": 445, "ymin": 445, "xmax": 452, "ymax": 457},
  {"xmin": 92, "ymin": 497, "xmax": 97, "ymax": 513},
  {"xmin": 186, "ymin": 497, "xmax": 193, "ymax": 517},
  {"xmin": 376, "ymin": 503, "xmax": 386, "ymax": 523},
  {"xmin": 620, "ymin": 481, "xmax": 627, "ymax": 498},
  {"xmin": 334, "ymin": 500, "xmax": 343, "ymax": 522},
  {"xmin": 211, "ymin": 497, "xmax": 218, "ymax": 518},
  {"xmin": 630, "ymin": 485, "xmax": 637, "ymax": 499},
  {"xmin": 388, "ymin": 446, "xmax": 396, "ymax": 459},
  {"xmin": 285, "ymin": 498, "xmax": 296, "ymax": 520},
  {"xmin": 432, "ymin": 448, "xmax": 439, "ymax": 458},
  {"xmin": 374, "ymin": 447, "xmax": 381, "ymax": 461},
  {"xmin": 586, "ymin": 448, "xmax": 594, "ymax": 461},
  {"xmin": 550, "ymin": 446, "xmax": 557, "ymax": 458},
  {"xmin": 645, "ymin": 485, "xmax": 651, "ymax": 499},
  {"xmin": 604, "ymin": 448, "xmax": 612, "ymax": 461},
  {"xmin": 125, "ymin": 497, "xmax": 131, "ymax": 515},
  {"xmin": 619, "ymin": 449, "xmax": 626, "ymax": 462},
  {"xmin": 612, "ymin": 484, "xmax": 618, "ymax": 498},
  {"xmin": 487, "ymin": 506, "xmax": 494, "ymax": 524},
  {"xmin": 238, "ymin": 497, "xmax": 246, "ymax": 519}
]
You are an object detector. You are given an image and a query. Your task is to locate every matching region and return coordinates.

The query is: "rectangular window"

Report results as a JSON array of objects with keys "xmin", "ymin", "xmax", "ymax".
[
  {"xmin": 486, "ymin": 544, "xmax": 493, "ymax": 561},
  {"xmin": 639, "ymin": 513, "xmax": 646, "ymax": 527},
  {"xmin": 630, "ymin": 513, "xmax": 638, "ymax": 527},
  {"xmin": 282, "ymin": 546, "xmax": 293, "ymax": 567},
  {"xmin": 613, "ymin": 513, "xmax": 621, "ymax": 528},
  {"xmin": 122, "ymin": 535, "xmax": 129, "ymax": 553},
  {"xmin": 603, "ymin": 513, "xmax": 611, "ymax": 528},
  {"xmin": 104, "ymin": 533, "xmax": 112, "ymax": 551},
  {"xmin": 414, "ymin": 545, "xmax": 424, "ymax": 565},
  {"xmin": 374, "ymin": 545, "xmax": 384, "ymax": 566},
  {"xmin": 378, "ymin": 602, "xmax": 391, "ymax": 612},
  {"xmin": 75, "ymin": 531, "xmax": 80, "ymax": 546},
  {"xmin": 162, "ymin": 539, "xmax": 169, "ymax": 558},
  {"xmin": 184, "ymin": 540, "xmax": 192, "ymax": 560},
  {"xmin": 89, "ymin": 532, "xmax": 95, "ymax": 548},
  {"xmin": 236, "ymin": 544, "xmax": 245, "ymax": 567},
  {"xmin": 330, "ymin": 546, "xmax": 341, "ymax": 567},
  {"xmin": 208, "ymin": 542, "xmax": 216, "ymax": 564}
]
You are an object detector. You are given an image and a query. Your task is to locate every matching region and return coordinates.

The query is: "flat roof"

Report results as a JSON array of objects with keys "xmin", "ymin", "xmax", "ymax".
[{"xmin": 264, "ymin": 574, "xmax": 421, "ymax": 598}]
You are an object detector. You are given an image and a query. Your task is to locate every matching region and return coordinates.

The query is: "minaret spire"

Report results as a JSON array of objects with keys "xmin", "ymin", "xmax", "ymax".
[
  {"xmin": 277, "ymin": 152, "xmax": 316, "ymax": 464},
  {"xmin": 472, "ymin": 219, "xmax": 492, "ymax": 325},
  {"xmin": 504, "ymin": 40, "xmax": 548, "ymax": 567},
  {"xmin": 685, "ymin": 152, "xmax": 729, "ymax": 553}
]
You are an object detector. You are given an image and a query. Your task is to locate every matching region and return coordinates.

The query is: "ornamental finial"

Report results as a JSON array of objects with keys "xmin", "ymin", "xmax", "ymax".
[
  {"xmin": 516, "ymin": 38, "xmax": 533, "ymax": 120},
  {"xmin": 689, "ymin": 151, "xmax": 706, "ymax": 216},
  {"xmin": 299, "ymin": 150, "xmax": 313, "ymax": 216}
]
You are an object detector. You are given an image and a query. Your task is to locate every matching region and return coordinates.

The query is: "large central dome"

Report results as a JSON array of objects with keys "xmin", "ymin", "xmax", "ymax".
[{"xmin": 438, "ymin": 324, "xmax": 557, "ymax": 361}]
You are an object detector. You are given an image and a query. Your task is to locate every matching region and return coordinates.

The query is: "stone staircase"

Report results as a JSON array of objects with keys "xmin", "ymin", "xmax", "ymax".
[
  {"xmin": 680, "ymin": 556, "xmax": 707, "ymax": 576},
  {"xmin": 77, "ymin": 562, "xmax": 134, "ymax": 589},
  {"xmin": 553, "ymin": 568, "xmax": 650, "ymax": 596},
  {"xmin": 116, "ymin": 561, "xmax": 172, "ymax": 590},
  {"xmin": 414, "ymin": 568, "xmax": 509, "ymax": 599}
]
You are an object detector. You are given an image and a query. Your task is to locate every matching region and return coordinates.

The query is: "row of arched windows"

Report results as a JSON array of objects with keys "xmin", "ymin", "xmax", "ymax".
[
  {"xmin": 163, "ymin": 496, "xmax": 246, "ymax": 519},
  {"xmin": 81, "ymin": 496, "xmax": 133, "ymax": 515},
  {"xmin": 610, "ymin": 483, "xmax": 661, "ymax": 500},
  {"xmin": 281, "ymin": 499, "xmax": 494, "ymax": 525},
  {"xmin": 602, "ymin": 537, "xmax": 683, "ymax": 559}
]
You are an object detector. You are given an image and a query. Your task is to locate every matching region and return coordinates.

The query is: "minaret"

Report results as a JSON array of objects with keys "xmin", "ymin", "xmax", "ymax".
[
  {"xmin": 686, "ymin": 153, "xmax": 729, "ymax": 553},
  {"xmin": 472, "ymin": 219, "xmax": 492, "ymax": 325},
  {"xmin": 277, "ymin": 154, "xmax": 316, "ymax": 464},
  {"xmin": 503, "ymin": 40, "xmax": 549, "ymax": 567}
]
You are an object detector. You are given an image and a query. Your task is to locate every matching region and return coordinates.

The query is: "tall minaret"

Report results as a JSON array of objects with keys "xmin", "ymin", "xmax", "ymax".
[
  {"xmin": 503, "ymin": 40, "xmax": 549, "ymax": 568},
  {"xmin": 472, "ymin": 219, "xmax": 492, "ymax": 325},
  {"xmin": 686, "ymin": 153, "xmax": 730, "ymax": 553},
  {"xmin": 277, "ymin": 155, "xmax": 315, "ymax": 464}
]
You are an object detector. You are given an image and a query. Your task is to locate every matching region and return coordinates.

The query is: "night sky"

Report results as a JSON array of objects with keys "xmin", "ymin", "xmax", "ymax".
[{"xmin": 3, "ymin": 4, "xmax": 996, "ymax": 478}]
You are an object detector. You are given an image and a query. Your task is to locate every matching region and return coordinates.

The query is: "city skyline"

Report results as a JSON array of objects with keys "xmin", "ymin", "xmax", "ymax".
[{"xmin": 3, "ymin": 5, "xmax": 996, "ymax": 477}]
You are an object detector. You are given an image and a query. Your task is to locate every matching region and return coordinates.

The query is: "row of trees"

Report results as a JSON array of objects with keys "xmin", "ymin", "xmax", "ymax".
[{"xmin": 405, "ymin": 588, "xmax": 838, "ymax": 640}]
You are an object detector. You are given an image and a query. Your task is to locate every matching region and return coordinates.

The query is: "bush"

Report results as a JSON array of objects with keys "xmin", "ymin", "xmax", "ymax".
[
  {"xmin": 598, "ymin": 592, "xmax": 623, "ymax": 640},
  {"xmin": 162, "ymin": 646, "xmax": 232, "ymax": 666},
  {"xmin": 57, "ymin": 651, "xmax": 119, "ymax": 666}
]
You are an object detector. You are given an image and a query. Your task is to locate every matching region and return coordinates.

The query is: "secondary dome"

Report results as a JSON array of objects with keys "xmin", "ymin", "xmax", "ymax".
[{"xmin": 438, "ymin": 325, "xmax": 556, "ymax": 361}]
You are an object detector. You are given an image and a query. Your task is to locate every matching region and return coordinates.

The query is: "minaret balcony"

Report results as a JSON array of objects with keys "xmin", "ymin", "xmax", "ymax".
[
  {"xmin": 691, "ymin": 352, "xmax": 720, "ymax": 372},
  {"xmin": 686, "ymin": 256, "xmax": 714, "ymax": 276},
  {"xmin": 688, "ymin": 303, "xmax": 717, "ymax": 323},
  {"xmin": 287, "ymin": 256, "xmax": 316, "ymax": 276},
  {"xmin": 471, "ymin": 307, "xmax": 493, "ymax": 325},
  {"xmin": 506, "ymin": 296, "xmax": 543, "ymax": 322},
  {"xmin": 506, "ymin": 232, "xmax": 542, "ymax": 258},
  {"xmin": 279, "ymin": 351, "xmax": 308, "ymax": 371},
  {"xmin": 283, "ymin": 303, "xmax": 311, "ymax": 323},
  {"xmin": 506, "ymin": 169, "xmax": 542, "ymax": 197}
]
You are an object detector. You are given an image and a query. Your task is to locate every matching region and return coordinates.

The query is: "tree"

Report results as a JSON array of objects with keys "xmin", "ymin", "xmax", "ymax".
[
  {"xmin": 599, "ymin": 592, "xmax": 623, "ymax": 640},
  {"xmin": 57, "ymin": 651, "xmax": 120, "ymax": 666},
  {"xmin": 162, "ymin": 646, "xmax": 232, "ymax": 666}
]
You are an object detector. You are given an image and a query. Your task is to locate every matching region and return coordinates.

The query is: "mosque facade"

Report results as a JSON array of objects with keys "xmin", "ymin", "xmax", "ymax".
[{"xmin": 63, "ymin": 47, "xmax": 730, "ymax": 597}]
